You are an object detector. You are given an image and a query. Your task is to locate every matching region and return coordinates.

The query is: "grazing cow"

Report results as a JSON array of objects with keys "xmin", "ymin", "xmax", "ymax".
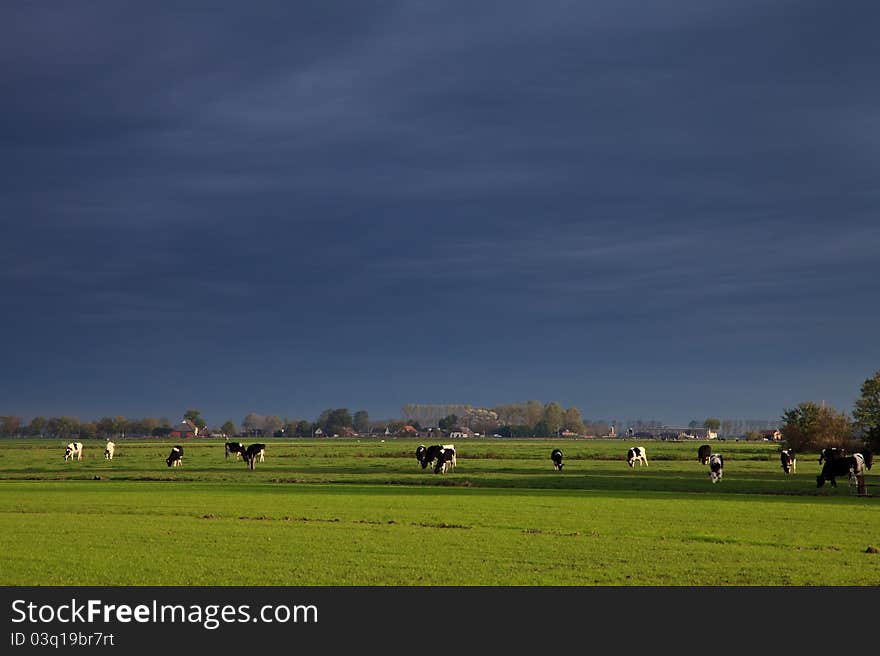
[
  {"xmin": 780, "ymin": 448, "xmax": 796, "ymax": 474},
  {"xmin": 626, "ymin": 446, "xmax": 648, "ymax": 468},
  {"xmin": 419, "ymin": 444, "xmax": 444, "ymax": 470},
  {"xmin": 165, "ymin": 445, "xmax": 183, "ymax": 467},
  {"xmin": 818, "ymin": 447, "xmax": 846, "ymax": 465},
  {"xmin": 225, "ymin": 441, "xmax": 246, "ymax": 461},
  {"xmin": 244, "ymin": 443, "xmax": 266, "ymax": 470},
  {"xmin": 551, "ymin": 449, "xmax": 564, "ymax": 471},
  {"xmin": 433, "ymin": 445, "xmax": 456, "ymax": 474},
  {"xmin": 104, "ymin": 441, "xmax": 116, "ymax": 460},
  {"xmin": 816, "ymin": 453, "xmax": 864, "ymax": 489},
  {"xmin": 416, "ymin": 445, "xmax": 427, "ymax": 467},
  {"xmin": 697, "ymin": 444, "xmax": 711, "ymax": 465},
  {"xmin": 709, "ymin": 454, "xmax": 724, "ymax": 483},
  {"xmin": 64, "ymin": 442, "xmax": 83, "ymax": 462}
]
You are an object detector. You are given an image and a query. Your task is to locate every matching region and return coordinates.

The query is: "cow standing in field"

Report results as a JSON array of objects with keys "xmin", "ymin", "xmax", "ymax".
[
  {"xmin": 104, "ymin": 441, "xmax": 115, "ymax": 460},
  {"xmin": 709, "ymin": 454, "xmax": 724, "ymax": 483},
  {"xmin": 780, "ymin": 449, "xmax": 796, "ymax": 474},
  {"xmin": 418, "ymin": 444, "xmax": 443, "ymax": 470},
  {"xmin": 64, "ymin": 442, "xmax": 83, "ymax": 461},
  {"xmin": 166, "ymin": 445, "xmax": 183, "ymax": 467},
  {"xmin": 244, "ymin": 443, "xmax": 266, "ymax": 470},
  {"xmin": 416, "ymin": 445, "xmax": 428, "ymax": 467},
  {"xmin": 551, "ymin": 449, "xmax": 564, "ymax": 471},
  {"xmin": 816, "ymin": 453, "xmax": 864, "ymax": 489},
  {"xmin": 697, "ymin": 444, "xmax": 711, "ymax": 465},
  {"xmin": 225, "ymin": 441, "xmax": 246, "ymax": 461},
  {"xmin": 626, "ymin": 446, "xmax": 648, "ymax": 468},
  {"xmin": 433, "ymin": 445, "xmax": 456, "ymax": 474}
]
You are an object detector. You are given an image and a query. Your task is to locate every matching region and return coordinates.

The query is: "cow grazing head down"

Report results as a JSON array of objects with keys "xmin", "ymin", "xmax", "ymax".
[
  {"xmin": 551, "ymin": 449, "xmax": 564, "ymax": 471},
  {"xmin": 166, "ymin": 445, "xmax": 183, "ymax": 467},
  {"xmin": 225, "ymin": 441, "xmax": 246, "ymax": 461},
  {"xmin": 64, "ymin": 442, "xmax": 83, "ymax": 462},
  {"xmin": 244, "ymin": 443, "xmax": 266, "ymax": 470},
  {"xmin": 697, "ymin": 445, "xmax": 711, "ymax": 465},
  {"xmin": 626, "ymin": 446, "xmax": 648, "ymax": 468},
  {"xmin": 780, "ymin": 449, "xmax": 796, "ymax": 474},
  {"xmin": 709, "ymin": 454, "xmax": 724, "ymax": 483},
  {"xmin": 816, "ymin": 453, "xmax": 864, "ymax": 489}
]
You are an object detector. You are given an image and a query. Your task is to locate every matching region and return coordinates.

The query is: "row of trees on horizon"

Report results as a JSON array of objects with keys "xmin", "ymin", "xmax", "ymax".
[
  {"xmin": 2, "ymin": 369, "xmax": 878, "ymax": 451},
  {"xmin": 0, "ymin": 404, "xmax": 747, "ymax": 441}
]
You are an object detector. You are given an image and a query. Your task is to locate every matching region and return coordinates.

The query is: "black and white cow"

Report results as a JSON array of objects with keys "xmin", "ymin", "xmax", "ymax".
[
  {"xmin": 433, "ymin": 445, "xmax": 456, "ymax": 474},
  {"xmin": 104, "ymin": 441, "xmax": 115, "ymax": 460},
  {"xmin": 697, "ymin": 444, "xmax": 711, "ymax": 465},
  {"xmin": 64, "ymin": 442, "xmax": 83, "ymax": 461},
  {"xmin": 818, "ymin": 447, "xmax": 846, "ymax": 465},
  {"xmin": 244, "ymin": 443, "xmax": 266, "ymax": 470},
  {"xmin": 780, "ymin": 448, "xmax": 796, "ymax": 474},
  {"xmin": 551, "ymin": 449, "xmax": 564, "ymax": 471},
  {"xmin": 709, "ymin": 453, "xmax": 724, "ymax": 483},
  {"xmin": 857, "ymin": 450, "xmax": 873, "ymax": 471},
  {"xmin": 225, "ymin": 441, "xmax": 246, "ymax": 461},
  {"xmin": 626, "ymin": 446, "xmax": 648, "ymax": 468},
  {"xmin": 415, "ymin": 445, "xmax": 428, "ymax": 467},
  {"xmin": 816, "ymin": 453, "xmax": 864, "ymax": 489},
  {"xmin": 165, "ymin": 445, "xmax": 183, "ymax": 467},
  {"xmin": 419, "ymin": 444, "xmax": 443, "ymax": 470}
]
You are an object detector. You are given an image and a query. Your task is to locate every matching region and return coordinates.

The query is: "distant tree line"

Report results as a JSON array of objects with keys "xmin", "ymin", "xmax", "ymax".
[
  {"xmin": 0, "ymin": 415, "xmax": 176, "ymax": 439},
  {"xmin": 7, "ymin": 369, "xmax": 879, "ymax": 447}
]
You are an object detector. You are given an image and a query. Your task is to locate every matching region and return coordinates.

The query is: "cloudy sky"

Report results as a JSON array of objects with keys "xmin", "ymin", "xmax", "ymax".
[{"xmin": 3, "ymin": 1, "xmax": 878, "ymax": 427}]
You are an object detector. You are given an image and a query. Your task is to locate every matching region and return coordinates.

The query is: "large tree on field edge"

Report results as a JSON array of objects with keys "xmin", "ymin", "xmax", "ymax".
[
  {"xmin": 854, "ymin": 369, "xmax": 880, "ymax": 450},
  {"xmin": 781, "ymin": 401, "xmax": 852, "ymax": 452}
]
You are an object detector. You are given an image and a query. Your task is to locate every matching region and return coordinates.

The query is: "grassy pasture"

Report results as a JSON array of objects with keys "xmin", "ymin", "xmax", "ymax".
[{"xmin": 0, "ymin": 438, "xmax": 877, "ymax": 585}]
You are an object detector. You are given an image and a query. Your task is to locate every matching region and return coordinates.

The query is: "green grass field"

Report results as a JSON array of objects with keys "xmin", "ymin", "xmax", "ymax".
[{"xmin": 1, "ymin": 439, "xmax": 877, "ymax": 585}]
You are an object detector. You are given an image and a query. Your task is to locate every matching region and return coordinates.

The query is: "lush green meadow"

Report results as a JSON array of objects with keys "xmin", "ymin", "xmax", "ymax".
[{"xmin": 0, "ymin": 439, "xmax": 877, "ymax": 585}]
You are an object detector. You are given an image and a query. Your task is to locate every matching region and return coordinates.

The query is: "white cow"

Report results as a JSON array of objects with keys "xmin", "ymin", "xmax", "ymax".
[
  {"xmin": 64, "ymin": 442, "xmax": 83, "ymax": 461},
  {"xmin": 105, "ymin": 441, "xmax": 116, "ymax": 460},
  {"xmin": 626, "ymin": 446, "xmax": 648, "ymax": 467},
  {"xmin": 709, "ymin": 454, "xmax": 724, "ymax": 483}
]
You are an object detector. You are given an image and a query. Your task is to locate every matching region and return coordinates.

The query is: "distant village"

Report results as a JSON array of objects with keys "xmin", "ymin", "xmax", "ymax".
[
  {"xmin": 0, "ymin": 403, "xmax": 780, "ymax": 442},
  {"xmin": 131, "ymin": 404, "xmax": 781, "ymax": 441}
]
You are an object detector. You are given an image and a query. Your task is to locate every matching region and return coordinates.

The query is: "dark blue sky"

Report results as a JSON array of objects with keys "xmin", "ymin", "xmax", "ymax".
[{"xmin": 3, "ymin": 1, "xmax": 879, "ymax": 427}]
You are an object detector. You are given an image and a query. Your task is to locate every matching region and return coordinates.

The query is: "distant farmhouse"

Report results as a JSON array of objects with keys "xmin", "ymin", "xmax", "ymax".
[{"xmin": 169, "ymin": 419, "xmax": 199, "ymax": 439}]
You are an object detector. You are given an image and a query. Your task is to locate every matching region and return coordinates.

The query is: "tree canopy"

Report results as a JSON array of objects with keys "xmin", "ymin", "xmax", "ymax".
[
  {"xmin": 853, "ymin": 369, "xmax": 880, "ymax": 450},
  {"xmin": 184, "ymin": 409, "xmax": 207, "ymax": 430},
  {"xmin": 781, "ymin": 401, "xmax": 852, "ymax": 452}
]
